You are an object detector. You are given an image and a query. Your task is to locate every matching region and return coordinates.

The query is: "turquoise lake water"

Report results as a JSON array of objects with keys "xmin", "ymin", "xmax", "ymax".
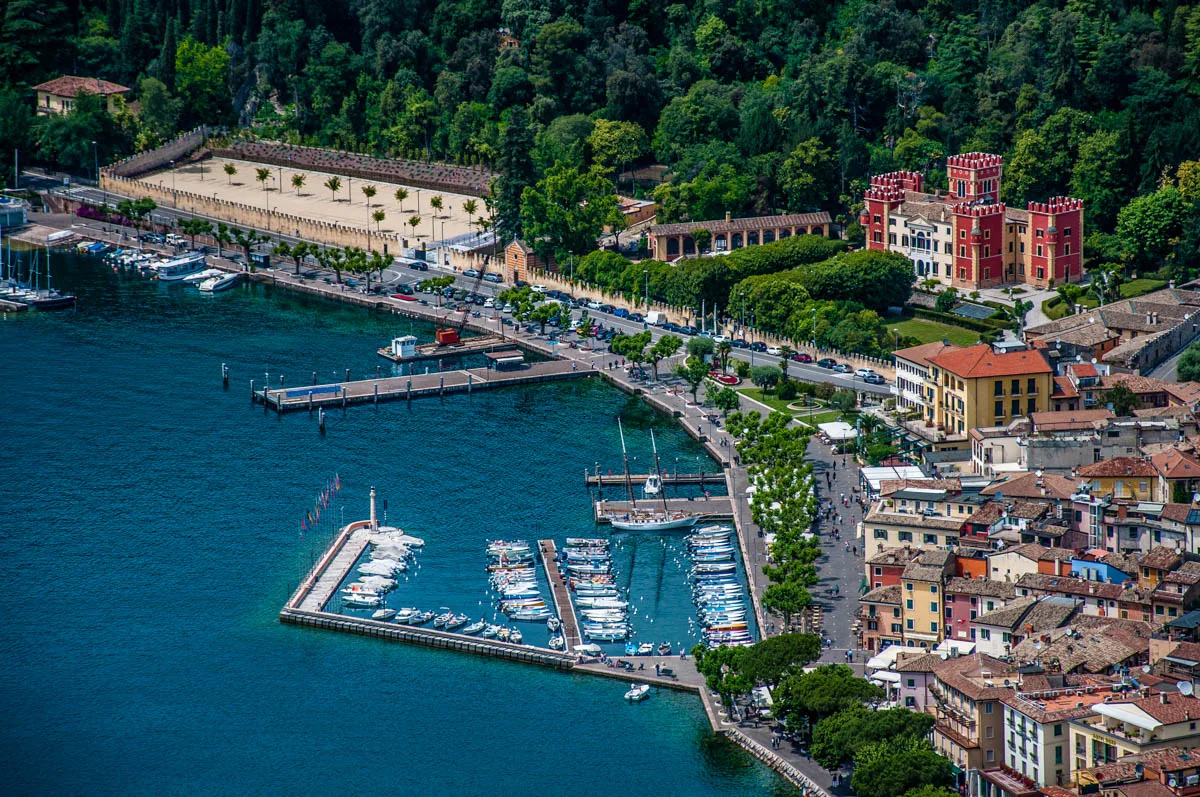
[{"xmin": 0, "ymin": 253, "xmax": 785, "ymax": 795}]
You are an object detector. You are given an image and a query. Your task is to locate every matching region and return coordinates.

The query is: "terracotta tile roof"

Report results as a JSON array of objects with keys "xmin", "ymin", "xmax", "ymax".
[
  {"xmin": 1003, "ymin": 684, "xmax": 1112, "ymax": 722},
  {"xmin": 945, "ymin": 577, "xmax": 1017, "ymax": 599},
  {"xmin": 1164, "ymin": 381, "xmax": 1200, "ymax": 406},
  {"xmin": 866, "ymin": 546, "xmax": 921, "ymax": 566},
  {"xmin": 904, "ymin": 563, "xmax": 950, "ymax": 582},
  {"xmin": 1153, "ymin": 448, "xmax": 1200, "ymax": 480},
  {"xmin": 1078, "ymin": 457, "xmax": 1158, "ymax": 478},
  {"xmin": 1139, "ymin": 545, "xmax": 1183, "ymax": 571},
  {"xmin": 1118, "ymin": 693, "xmax": 1200, "ymax": 725},
  {"xmin": 649, "ymin": 212, "xmax": 831, "ymax": 236},
  {"xmin": 32, "ymin": 75, "xmax": 131, "ymax": 96},
  {"xmin": 1069, "ymin": 363, "xmax": 1100, "ymax": 378},
  {"xmin": 1162, "ymin": 504, "xmax": 1200, "ymax": 524},
  {"xmin": 1031, "ymin": 409, "xmax": 1114, "ymax": 431},
  {"xmin": 894, "ymin": 652, "xmax": 944, "ymax": 672},
  {"xmin": 1017, "ymin": 573, "xmax": 1125, "ymax": 600},
  {"xmin": 968, "ymin": 502, "xmax": 1006, "ymax": 526},
  {"xmin": 1052, "ymin": 376, "xmax": 1080, "ymax": 399},
  {"xmin": 1114, "ymin": 779, "xmax": 1176, "ymax": 797},
  {"xmin": 929, "ymin": 344, "xmax": 1053, "ymax": 379},
  {"xmin": 975, "ymin": 597, "xmax": 1040, "ymax": 630},
  {"xmin": 1010, "ymin": 623, "xmax": 1140, "ymax": 673},
  {"xmin": 1039, "ymin": 547, "xmax": 1077, "ymax": 561},
  {"xmin": 931, "ymin": 652, "xmax": 1016, "ymax": 700},
  {"xmin": 982, "ymin": 472, "xmax": 1080, "ymax": 500},
  {"xmin": 879, "ymin": 478, "xmax": 963, "ymax": 496},
  {"xmin": 1165, "ymin": 641, "xmax": 1200, "ymax": 663},
  {"xmin": 862, "ymin": 584, "xmax": 902, "ymax": 604},
  {"xmin": 1100, "ymin": 373, "xmax": 1174, "ymax": 395},
  {"xmin": 893, "ymin": 341, "xmax": 962, "ymax": 369},
  {"xmin": 863, "ymin": 509, "xmax": 966, "ymax": 530}
]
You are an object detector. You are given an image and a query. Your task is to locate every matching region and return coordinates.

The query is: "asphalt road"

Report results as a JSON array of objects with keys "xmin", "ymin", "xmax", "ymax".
[{"xmin": 55, "ymin": 180, "xmax": 892, "ymax": 397}]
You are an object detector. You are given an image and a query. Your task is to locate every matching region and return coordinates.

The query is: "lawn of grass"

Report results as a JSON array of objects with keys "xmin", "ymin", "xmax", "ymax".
[
  {"xmin": 1121, "ymin": 278, "xmax": 1167, "ymax": 299},
  {"xmin": 795, "ymin": 409, "xmax": 843, "ymax": 428},
  {"xmin": 888, "ymin": 318, "xmax": 981, "ymax": 347},
  {"xmin": 733, "ymin": 384, "xmax": 796, "ymax": 414}
]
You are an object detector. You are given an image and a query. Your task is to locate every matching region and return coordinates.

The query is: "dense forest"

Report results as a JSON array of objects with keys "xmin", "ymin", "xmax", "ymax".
[{"xmin": 3, "ymin": 0, "xmax": 1200, "ymax": 280}]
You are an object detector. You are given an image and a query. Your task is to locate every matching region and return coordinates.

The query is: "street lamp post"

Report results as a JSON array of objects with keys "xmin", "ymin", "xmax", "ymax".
[{"xmin": 170, "ymin": 159, "xmax": 176, "ymax": 207}]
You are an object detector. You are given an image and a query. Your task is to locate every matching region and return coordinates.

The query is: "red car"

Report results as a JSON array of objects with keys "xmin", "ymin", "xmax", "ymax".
[{"xmin": 790, "ymin": 352, "xmax": 814, "ymax": 363}]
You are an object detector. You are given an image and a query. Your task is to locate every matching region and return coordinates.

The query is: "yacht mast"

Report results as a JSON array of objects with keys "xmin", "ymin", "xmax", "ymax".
[
  {"xmin": 650, "ymin": 428, "xmax": 669, "ymax": 513},
  {"xmin": 618, "ymin": 417, "xmax": 636, "ymax": 508}
]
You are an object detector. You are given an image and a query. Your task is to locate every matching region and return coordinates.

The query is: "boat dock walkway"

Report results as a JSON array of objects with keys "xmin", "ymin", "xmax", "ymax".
[
  {"xmin": 376, "ymin": 334, "xmax": 516, "ymax": 364},
  {"xmin": 585, "ymin": 471, "xmax": 725, "ymax": 488},
  {"xmin": 538, "ymin": 539, "xmax": 582, "ymax": 652},
  {"xmin": 594, "ymin": 497, "xmax": 734, "ymax": 523},
  {"xmin": 255, "ymin": 360, "xmax": 591, "ymax": 412}
]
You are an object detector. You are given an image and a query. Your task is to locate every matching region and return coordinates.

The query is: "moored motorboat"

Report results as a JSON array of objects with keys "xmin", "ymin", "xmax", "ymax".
[
  {"xmin": 548, "ymin": 635, "xmax": 565, "ymax": 650},
  {"xmin": 624, "ymin": 683, "xmax": 650, "ymax": 701},
  {"xmin": 372, "ymin": 608, "xmax": 397, "ymax": 621},
  {"xmin": 462, "ymin": 619, "xmax": 487, "ymax": 635}
]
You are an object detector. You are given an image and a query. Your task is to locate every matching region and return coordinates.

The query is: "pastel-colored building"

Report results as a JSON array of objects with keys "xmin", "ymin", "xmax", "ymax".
[
  {"xmin": 647, "ymin": 211, "xmax": 832, "ymax": 261},
  {"xmin": 33, "ymin": 75, "xmax": 130, "ymax": 115}
]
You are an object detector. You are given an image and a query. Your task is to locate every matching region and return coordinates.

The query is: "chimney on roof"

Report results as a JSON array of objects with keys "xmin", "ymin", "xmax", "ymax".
[
  {"xmin": 1161, "ymin": 692, "xmax": 1169, "ymax": 704},
  {"xmin": 725, "ymin": 211, "xmax": 731, "ymax": 224}
]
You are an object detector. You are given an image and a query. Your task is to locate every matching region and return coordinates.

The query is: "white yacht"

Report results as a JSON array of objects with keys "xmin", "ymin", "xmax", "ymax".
[
  {"xmin": 182, "ymin": 268, "xmax": 225, "ymax": 283},
  {"xmin": 198, "ymin": 272, "xmax": 244, "ymax": 292},
  {"xmin": 624, "ymin": 683, "xmax": 650, "ymax": 701}
]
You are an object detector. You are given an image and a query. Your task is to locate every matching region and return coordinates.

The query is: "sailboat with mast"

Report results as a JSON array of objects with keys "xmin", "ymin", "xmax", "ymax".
[{"xmin": 608, "ymin": 420, "xmax": 699, "ymax": 532}]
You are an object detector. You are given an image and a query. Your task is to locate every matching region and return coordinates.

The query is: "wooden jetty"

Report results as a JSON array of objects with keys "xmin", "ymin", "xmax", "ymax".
[
  {"xmin": 586, "ymin": 471, "xmax": 725, "ymax": 488},
  {"xmin": 538, "ymin": 539, "xmax": 582, "ymax": 652},
  {"xmin": 255, "ymin": 360, "xmax": 591, "ymax": 412},
  {"xmin": 376, "ymin": 333, "xmax": 516, "ymax": 364},
  {"xmin": 594, "ymin": 497, "xmax": 734, "ymax": 522}
]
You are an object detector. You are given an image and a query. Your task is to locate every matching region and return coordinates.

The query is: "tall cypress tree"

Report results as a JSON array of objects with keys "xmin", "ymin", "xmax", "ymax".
[
  {"xmin": 494, "ymin": 107, "xmax": 534, "ymax": 243},
  {"xmin": 157, "ymin": 18, "xmax": 178, "ymax": 90}
]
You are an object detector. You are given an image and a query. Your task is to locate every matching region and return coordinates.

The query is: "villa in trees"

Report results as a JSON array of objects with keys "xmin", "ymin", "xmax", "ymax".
[{"xmin": 860, "ymin": 153, "xmax": 1084, "ymax": 291}]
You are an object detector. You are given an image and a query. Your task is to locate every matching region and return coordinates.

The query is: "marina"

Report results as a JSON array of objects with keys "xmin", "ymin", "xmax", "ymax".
[
  {"xmin": 595, "ymin": 497, "xmax": 735, "ymax": 523},
  {"xmin": 586, "ymin": 471, "xmax": 725, "ymax": 488},
  {"xmin": 2, "ymin": 246, "xmax": 813, "ymax": 795}
]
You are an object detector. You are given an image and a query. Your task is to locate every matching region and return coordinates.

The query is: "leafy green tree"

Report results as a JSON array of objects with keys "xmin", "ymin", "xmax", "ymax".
[
  {"xmin": 372, "ymin": 209, "xmax": 386, "ymax": 231},
  {"xmin": 758, "ymin": 577, "xmax": 810, "ymax": 626},
  {"xmin": 687, "ymin": 336, "xmax": 715, "ymax": 361},
  {"xmin": 408, "ymin": 215, "xmax": 422, "ymax": 239},
  {"xmin": 429, "ymin": 194, "xmax": 443, "ymax": 215},
  {"xmin": 178, "ymin": 217, "xmax": 212, "ymax": 248},
  {"xmin": 674, "ymin": 357, "xmax": 711, "ymax": 402},
  {"xmin": 324, "ymin": 176, "xmax": 342, "ymax": 201},
  {"xmin": 394, "ymin": 187, "xmax": 408, "ymax": 208},
  {"xmin": 773, "ymin": 665, "xmax": 884, "ymax": 726},
  {"xmin": 935, "ymin": 288, "xmax": 959, "ymax": 313},
  {"xmin": 1116, "ymin": 186, "xmax": 1188, "ymax": 272},
  {"xmin": 648, "ymin": 334, "xmax": 682, "ymax": 380},
  {"xmin": 362, "ymin": 184, "xmax": 376, "ymax": 206},
  {"xmin": 137, "ymin": 77, "xmax": 181, "ymax": 144},
  {"xmin": 520, "ymin": 163, "xmax": 621, "ymax": 262},
  {"xmin": 736, "ymin": 633, "xmax": 822, "ymax": 685},
  {"xmin": 175, "ymin": 36, "xmax": 231, "ymax": 126},
  {"xmin": 714, "ymin": 386, "xmax": 741, "ymax": 415},
  {"xmin": 750, "ymin": 365, "xmax": 782, "ymax": 397},
  {"xmin": 587, "ymin": 118, "xmax": 647, "ymax": 178},
  {"xmin": 291, "ymin": 173, "xmax": 306, "ymax": 194},
  {"xmin": 901, "ymin": 787, "xmax": 960, "ymax": 797},
  {"xmin": 692, "ymin": 228, "xmax": 712, "ymax": 254},
  {"xmin": 1178, "ymin": 341, "xmax": 1200, "ymax": 383},
  {"xmin": 256, "ymin": 167, "xmax": 271, "ymax": 190},
  {"xmin": 851, "ymin": 736, "xmax": 955, "ymax": 797},
  {"xmin": 1106, "ymin": 382, "xmax": 1142, "ymax": 416},
  {"xmin": 830, "ymin": 390, "xmax": 858, "ymax": 413},
  {"xmin": 779, "ymin": 138, "xmax": 835, "ymax": 211},
  {"xmin": 811, "ymin": 706, "xmax": 935, "ymax": 770}
]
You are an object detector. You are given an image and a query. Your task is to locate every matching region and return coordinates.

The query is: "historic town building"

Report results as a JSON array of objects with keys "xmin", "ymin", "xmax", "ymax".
[{"xmin": 861, "ymin": 153, "xmax": 1084, "ymax": 291}]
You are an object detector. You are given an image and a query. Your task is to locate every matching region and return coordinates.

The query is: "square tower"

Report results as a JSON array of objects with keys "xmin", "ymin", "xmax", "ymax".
[
  {"xmin": 947, "ymin": 153, "xmax": 1003, "ymax": 204},
  {"xmin": 861, "ymin": 182, "xmax": 906, "ymax": 250},
  {"xmin": 1026, "ymin": 197, "xmax": 1084, "ymax": 287},
  {"xmin": 951, "ymin": 203, "xmax": 1007, "ymax": 289}
]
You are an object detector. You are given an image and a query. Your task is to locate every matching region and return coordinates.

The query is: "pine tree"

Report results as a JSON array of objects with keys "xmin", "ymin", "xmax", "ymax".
[{"xmin": 157, "ymin": 18, "xmax": 178, "ymax": 90}]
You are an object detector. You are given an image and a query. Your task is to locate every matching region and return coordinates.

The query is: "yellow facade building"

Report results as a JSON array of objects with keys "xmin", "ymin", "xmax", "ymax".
[{"xmin": 926, "ymin": 344, "xmax": 1055, "ymax": 439}]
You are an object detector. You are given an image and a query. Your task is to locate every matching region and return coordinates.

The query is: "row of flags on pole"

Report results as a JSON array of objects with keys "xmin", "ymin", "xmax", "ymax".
[{"xmin": 301, "ymin": 473, "xmax": 341, "ymax": 535}]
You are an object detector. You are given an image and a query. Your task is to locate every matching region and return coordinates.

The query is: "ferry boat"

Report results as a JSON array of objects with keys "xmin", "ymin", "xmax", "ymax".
[{"xmin": 153, "ymin": 251, "xmax": 206, "ymax": 281}]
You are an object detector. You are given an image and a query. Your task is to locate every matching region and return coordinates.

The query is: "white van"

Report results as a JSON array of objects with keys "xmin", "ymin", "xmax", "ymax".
[{"xmin": 645, "ymin": 311, "xmax": 666, "ymax": 325}]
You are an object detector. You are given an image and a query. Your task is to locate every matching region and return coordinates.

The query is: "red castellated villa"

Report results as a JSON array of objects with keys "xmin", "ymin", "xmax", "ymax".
[{"xmin": 860, "ymin": 153, "xmax": 1083, "ymax": 291}]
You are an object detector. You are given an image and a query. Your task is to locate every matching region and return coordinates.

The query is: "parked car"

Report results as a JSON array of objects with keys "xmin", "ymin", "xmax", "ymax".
[
  {"xmin": 482, "ymin": 273, "xmax": 502, "ymax": 283},
  {"xmin": 484, "ymin": 298, "xmax": 495, "ymax": 308},
  {"xmin": 731, "ymin": 339, "xmax": 750, "ymax": 349},
  {"xmin": 587, "ymin": 300, "xmax": 602, "ymax": 310},
  {"xmin": 749, "ymin": 342, "xmax": 768, "ymax": 352},
  {"xmin": 370, "ymin": 284, "xmax": 386, "ymax": 294},
  {"xmin": 598, "ymin": 304, "xmax": 615, "ymax": 314},
  {"xmin": 409, "ymin": 261, "xmax": 429, "ymax": 271},
  {"xmin": 345, "ymin": 278, "xmax": 360, "ymax": 287},
  {"xmin": 817, "ymin": 358, "xmax": 837, "ymax": 369},
  {"xmin": 854, "ymin": 368, "xmax": 875, "ymax": 378},
  {"xmin": 833, "ymin": 363, "xmax": 852, "ymax": 373},
  {"xmin": 463, "ymin": 268, "xmax": 480, "ymax": 278},
  {"xmin": 612, "ymin": 308, "xmax": 630, "ymax": 319},
  {"xmin": 712, "ymin": 335, "xmax": 729, "ymax": 343},
  {"xmin": 864, "ymin": 373, "xmax": 887, "ymax": 385},
  {"xmin": 628, "ymin": 312, "xmax": 644, "ymax": 323},
  {"xmin": 531, "ymin": 284, "xmax": 548, "ymax": 294},
  {"xmin": 791, "ymin": 352, "xmax": 813, "ymax": 363},
  {"xmin": 766, "ymin": 346, "xmax": 782, "ymax": 356},
  {"xmin": 514, "ymin": 280, "xmax": 529, "ymax": 288},
  {"xmin": 502, "ymin": 303, "xmax": 514, "ymax": 313}
]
